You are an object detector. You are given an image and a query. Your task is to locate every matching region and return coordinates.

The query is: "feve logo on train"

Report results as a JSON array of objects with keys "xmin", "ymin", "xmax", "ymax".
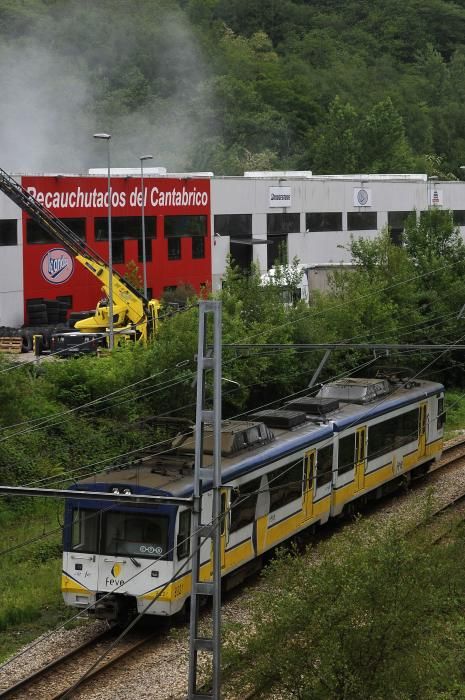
[{"xmin": 40, "ymin": 248, "xmax": 74, "ymax": 284}]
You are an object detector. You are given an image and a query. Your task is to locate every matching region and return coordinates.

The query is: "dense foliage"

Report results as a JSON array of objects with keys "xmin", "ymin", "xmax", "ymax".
[
  {"xmin": 2, "ymin": 0, "xmax": 465, "ymax": 175},
  {"xmin": 223, "ymin": 517, "xmax": 465, "ymax": 699}
]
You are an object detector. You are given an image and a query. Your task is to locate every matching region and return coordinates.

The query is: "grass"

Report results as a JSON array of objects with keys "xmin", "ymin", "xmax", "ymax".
[{"xmin": 0, "ymin": 500, "xmax": 76, "ymax": 663}]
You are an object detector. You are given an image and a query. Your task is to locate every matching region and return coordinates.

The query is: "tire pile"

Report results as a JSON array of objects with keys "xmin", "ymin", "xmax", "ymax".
[
  {"xmin": 26, "ymin": 298, "xmax": 69, "ymax": 325},
  {"xmin": 0, "ymin": 300, "xmax": 95, "ymax": 352}
]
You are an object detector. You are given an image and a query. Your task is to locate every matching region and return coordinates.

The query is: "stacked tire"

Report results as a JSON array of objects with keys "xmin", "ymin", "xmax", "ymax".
[
  {"xmin": 26, "ymin": 298, "xmax": 71, "ymax": 326},
  {"xmin": 27, "ymin": 302, "xmax": 48, "ymax": 325}
]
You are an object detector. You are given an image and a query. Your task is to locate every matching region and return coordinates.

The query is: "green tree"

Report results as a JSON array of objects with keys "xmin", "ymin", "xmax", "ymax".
[{"xmin": 311, "ymin": 97, "xmax": 360, "ymax": 174}]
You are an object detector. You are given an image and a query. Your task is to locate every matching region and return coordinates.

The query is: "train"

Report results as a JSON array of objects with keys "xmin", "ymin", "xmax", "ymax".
[{"xmin": 61, "ymin": 375, "xmax": 445, "ymax": 623}]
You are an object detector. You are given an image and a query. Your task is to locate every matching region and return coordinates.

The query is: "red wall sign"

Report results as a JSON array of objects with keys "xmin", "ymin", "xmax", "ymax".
[{"xmin": 21, "ymin": 175, "xmax": 211, "ymax": 319}]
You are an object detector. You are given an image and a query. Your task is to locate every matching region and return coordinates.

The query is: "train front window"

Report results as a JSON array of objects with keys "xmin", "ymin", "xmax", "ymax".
[
  {"xmin": 71, "ymin": 508, "xmax": 99, "ymax": 553},
  {"xmin": 103, "ymin": 513, "xmax": 169, "ymax": 558}
]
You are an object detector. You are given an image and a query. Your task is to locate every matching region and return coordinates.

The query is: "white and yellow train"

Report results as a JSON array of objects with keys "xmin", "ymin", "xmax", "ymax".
[{"xmin": 62, "ymin": 376, "xmax": 444, "ymax": 622}]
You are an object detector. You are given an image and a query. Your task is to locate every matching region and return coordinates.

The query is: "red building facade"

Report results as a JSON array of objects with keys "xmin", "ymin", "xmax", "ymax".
[{"xmin": 21, "ymin": 175, "xmax": 211, "ymax": 316}]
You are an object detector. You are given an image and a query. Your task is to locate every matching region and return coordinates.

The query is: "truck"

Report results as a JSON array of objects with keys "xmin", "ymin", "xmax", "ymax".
[{"xmin": 0, "ymin": 167, "xmax": 160, "ymax": 353}]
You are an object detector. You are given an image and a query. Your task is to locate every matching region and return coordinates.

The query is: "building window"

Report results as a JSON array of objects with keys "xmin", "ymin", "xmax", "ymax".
[
  {"xmin": 56, "ymin": 295, "xmax": 72, "ymax": 308},
  {"xmin": 347, "ymin": 212, "xmax": 378, "ymax": 231},
  {"xmin": 266, "ymin": 213, "xmax": 298, "ymax": 269},
  {"xmin": 214, "ymin": 214, "xmax": 253, "ymax": 272},
  {"xmin": 214, "ymin": 214, "xmax": 252, "ymax": 238},
  {"xmin": 165, "ymin": 215, "xmax": 207, "ymax": 238},
  {"xmin": 95, "ymin": 216, "xmax": 156, "ymax": 241},
  {"xmin": 192, "ymin": 236, "xmax": 205, "ymax": 259},
  {"xmin": 27, "ymin": 217, "xmax": 86, "ymax": 244},
  {"xmin": 388, "ymin": 211, "xmax": 412, "ymax": 246},
  {"xmin": 168, "ymin": 238, "xmax": 181, "ymax": 260},
  {"xmin": 0, "ymin": 219, "xmax": 17, "ymax": 246},
  {"xmin": 267, "ymin": 213, "xmax": 300, "ymax": 235},
  {"xmin": 306, "ymin": 212, "xmax": 343, "ymax": 232},
  {"xmin": 63, "ymin": 218, "xmax": 86, "ymax": 241},
  {"xmin": 112, "ymin": 239, "xmax": 124, "ymax": 264},
  {"xmin": 453, "ymin": 211, "xmax": 465, "ymax": 226},
  {"xmin": 138, "ymin": 238, "xmax": 152, "ymax": 263}
]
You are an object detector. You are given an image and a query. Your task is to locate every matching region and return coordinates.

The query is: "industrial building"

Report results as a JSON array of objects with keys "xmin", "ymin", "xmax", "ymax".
[{"xmin": 0, "ymin": 169, "xmax": 462, "ymax": 327}]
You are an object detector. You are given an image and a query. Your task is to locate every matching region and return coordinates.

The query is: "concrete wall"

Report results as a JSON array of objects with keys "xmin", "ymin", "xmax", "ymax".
[{"xmin": 0, "ymin": 185, "xmax": 23, "ymax": 327}]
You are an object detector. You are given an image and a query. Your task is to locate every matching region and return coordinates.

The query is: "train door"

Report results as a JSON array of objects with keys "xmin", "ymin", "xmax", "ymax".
[
  {"xmin": 220, "ymin": 489, "xmax": 229, "ymax": 569},
  {"xmin": 355, "ymin": 427, "xmax": 367, "ymax": 493},
  {"xmin": 207, "ymin": 489, "xmax": 228, "ymax": 578},
  {"xmin": 303, "ymin": 449, "xmax": 316, "ymax": 521},
  {"xmin": 418, "ymin": 403, "xmax": 427, "ymax": 458}
]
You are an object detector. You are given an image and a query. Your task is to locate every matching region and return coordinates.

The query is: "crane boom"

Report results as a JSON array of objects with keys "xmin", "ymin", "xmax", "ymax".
[{"xmin": 0, "ymin": 167, "xmax": 159, "ymax": 343}]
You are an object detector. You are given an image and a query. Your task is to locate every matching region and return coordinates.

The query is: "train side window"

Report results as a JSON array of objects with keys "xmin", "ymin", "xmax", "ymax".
[
  {"xmin": 338, "ymin": 434, "xmax": 355, "ymax": 475},
  {"xmin": 269, "ymin": 459, "xmax": 303, "ymax": 512},
  {"xmin": 230, "ymin": 477, "xmax": 261, "ymax": 532},
  {"xmin": 316, "ymin": 445, "xmax": 333, "ymax": 488},
  {"xmin": 71, "ymin": 508, "xmax": 99, "ymax": 552},
  {"xmin": 437, "ymin": 398, "xmax": 445, "ymax": 430},
  {"xmin": 368, "ymin": 409, "xmax": 419, "ymax": 460},
  {"xmin": 177, "ymin": 510, "xmax": 191, "ymax": 559}
]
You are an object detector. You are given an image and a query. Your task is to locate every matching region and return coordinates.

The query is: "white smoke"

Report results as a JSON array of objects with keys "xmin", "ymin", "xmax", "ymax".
[{"xmin": 0, "ymin": 6, "xmax": 214, "ymax": 174}]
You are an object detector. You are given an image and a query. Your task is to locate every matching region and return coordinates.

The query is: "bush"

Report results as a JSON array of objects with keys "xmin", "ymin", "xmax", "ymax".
[{"xmin": 224, "ymin": 517, "xmax": 465, "ymax": 700}]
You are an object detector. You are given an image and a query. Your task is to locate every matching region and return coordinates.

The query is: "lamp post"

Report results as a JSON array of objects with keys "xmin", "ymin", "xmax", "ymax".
[
  {"xmin": 427, "ymin": 175, "xmax": 439, "ymax": 210},
  {"xmin": 139, "ymin": 154, "xmax": 153, "ymax": 299},
  {"xmin": 93, "ymin": 133, "xmax": 114, "ymax": 350}
]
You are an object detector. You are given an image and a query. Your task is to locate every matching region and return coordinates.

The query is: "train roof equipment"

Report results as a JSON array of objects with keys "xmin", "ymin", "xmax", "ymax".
[{"xmin": 68, "ymin": 378, "xmax": 444, "ymax": 501}]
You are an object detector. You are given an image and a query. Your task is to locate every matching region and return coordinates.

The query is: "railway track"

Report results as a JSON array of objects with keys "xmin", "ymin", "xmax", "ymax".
[{"xmin": 0, "ymin": 626, "xmax": 158, "ymax": 699}]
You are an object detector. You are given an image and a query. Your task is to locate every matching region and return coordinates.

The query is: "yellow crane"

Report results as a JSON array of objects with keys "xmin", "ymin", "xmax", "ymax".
[{"xmin": 0, "ymin": 167, "xmax": 160, "ymax": 347}]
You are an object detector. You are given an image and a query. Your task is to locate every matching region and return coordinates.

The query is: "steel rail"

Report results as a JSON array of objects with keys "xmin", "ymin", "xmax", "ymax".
[{"xmin": 0, "ymin": 629, "xmax": 114, "ymax": 698}]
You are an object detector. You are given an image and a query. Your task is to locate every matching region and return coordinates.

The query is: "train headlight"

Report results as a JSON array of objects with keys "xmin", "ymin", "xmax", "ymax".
[{"xmin": 123, "ymin": 488, "xmax": 132, "ymax": 495}]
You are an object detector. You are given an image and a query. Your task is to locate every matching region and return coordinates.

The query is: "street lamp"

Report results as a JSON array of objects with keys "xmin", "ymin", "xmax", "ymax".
[
  {"xmin": 93, "ymin": 133, "xmax": 114, "ymax": 350},
  {"xmin": 139, "ymin": 154, "xmax": 153, "ymax": 298},
  {"xmin": 427, "ymin": 174, "xmax": 439, "ymax": 209}
]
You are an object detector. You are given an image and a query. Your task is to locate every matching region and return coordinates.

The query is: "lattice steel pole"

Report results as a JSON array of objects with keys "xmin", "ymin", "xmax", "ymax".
[{"xmin": 188, "ymin": 300, "xmax": 222, "ymax": 700}]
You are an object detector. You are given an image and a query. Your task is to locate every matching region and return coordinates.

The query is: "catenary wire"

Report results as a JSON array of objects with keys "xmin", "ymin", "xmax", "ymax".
[{"xmin": 0, "ymin": 352, "xmax": 455, "ymax": 675}]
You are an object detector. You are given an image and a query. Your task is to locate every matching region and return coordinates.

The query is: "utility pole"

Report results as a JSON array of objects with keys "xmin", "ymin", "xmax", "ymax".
[{"xmin": 188, "ymin": 300, "xmax": 222, "ymax": 700}]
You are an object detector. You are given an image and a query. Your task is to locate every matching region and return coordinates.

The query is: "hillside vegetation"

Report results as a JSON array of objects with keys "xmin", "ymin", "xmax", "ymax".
[{"xmin": 2, "ymin": 0, "xmax": 465, "ymax": 175}]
